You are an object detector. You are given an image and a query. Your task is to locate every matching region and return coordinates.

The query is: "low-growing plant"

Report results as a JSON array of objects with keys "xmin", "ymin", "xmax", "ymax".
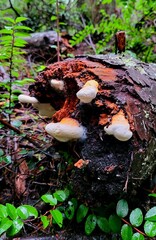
[
  {"xmin": 0, "ymin": 16, "xmax": 34, "ymax": 119},
  {"xmin": 1, "ymin": 190, "xmax": 156, "ymax": 238}
]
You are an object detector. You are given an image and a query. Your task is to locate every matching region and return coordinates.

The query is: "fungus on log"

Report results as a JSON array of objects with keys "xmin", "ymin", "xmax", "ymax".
[{"xmin": 23, "ymin": 54, "xmax": 156, "ymax": 204}]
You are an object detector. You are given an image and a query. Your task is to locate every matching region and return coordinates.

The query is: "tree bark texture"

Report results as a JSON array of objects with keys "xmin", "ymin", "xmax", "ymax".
[{"xmin": 28, "ymin": 54, "xmax": 156, "ymax": 204}]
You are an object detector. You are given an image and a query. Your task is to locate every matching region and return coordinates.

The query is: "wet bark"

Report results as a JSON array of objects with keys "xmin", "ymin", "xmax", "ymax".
[{"xmin": 28, "ymin": 54, "xmax": 156, "ymax": 205}]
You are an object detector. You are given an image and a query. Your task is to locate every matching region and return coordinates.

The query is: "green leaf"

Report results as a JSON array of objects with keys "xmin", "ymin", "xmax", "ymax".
[
  {"xmin": 50, "ymin": 209, "xmax": 63, "ymax": 228},
  {"xmin": 76, "ymin": 204, "xmax": 89, "ymax": 223},
  {"xmin": 131, "ymin": 232, "xmax": 145, "ymax": 240},
  {"xmin": 121, "ymin": 224, "xmax": 133, "ymax": 240},
  {"xmin": 0, "ymin": 204, "xmax": 8, "ymax": 218},
  {"xmin": 129, "ymin": 208, "xmax": 143, "ymax": 227},
  {"xmin": 4, "ymin": 17, "xmax": 15, "ymax": 23},
  {"xmin": 116, "ymin": 199, "xmax": 129, "ymax": 218},
  {"xmin": 149, "ymin": 193, "xmax": 156, "ymax": 198},
  {"xmin": 6, "ymin": 203, "xmax": 18, "ymax": 220},
  {"xmin": 6, "ymin": 219, "xmax": 23, "ymax": 236},
  {"xmin": 53, "ymin": 190, "xmax": 67, "ymax": 202},
  {"xmin": 145, "ymin": 207, "xmax": 156, "ymax": 221},
  {"xmin": 144, "ymin": 220, "xmax": 156, "ymax": 237},
  {"xmin": 17, "ymin": 206, "xmax": 29, "ymax": 220},
  {"xmin": 21, "ymin": 205, "xmax": 38, "ymax": 218},
  {"xmin": 109, "ymin": 214, "xmax": 121, "ymax": 233},
  {"xmin": 51, "ymin": 16, "xmax": 57, "ymax": 21},
  {"xmin": 0, "ymin": 218, "xmax": 12, "ymax": 235},
  {"xmin": 85, "ymin": 214, "xmax": 97, "ymax": 235},
  {"xmin": 41, "ymin": 215, "xmax": 50, "ymax": 229},
  {"xmin": 36, "ymin": 65, "xmax": 46, "ymax": 72},
  {"xmin": 15, "ymin": 17, "xmax": 28, "ymax": 23},
  {"xmin": 65, "ymin": 201, "xmax": 75, "ymax": 220},
  {"xmin": 0, "ymin": 29, "xmax": 13, "ymax": 34},
  {"xmin": 41, "ymin": 194, "xmax": 57, "ymax": 206},
  {"xmin": 14, "ymin": 26, "xmax": 32, "ymax": 31},
  {"xmin": 0, "ymin": 149, "xmax": 4, "ymax": 157},
  {"xmin": 97, "ymin": 216, "xmax": 110, "ymax": 233}
]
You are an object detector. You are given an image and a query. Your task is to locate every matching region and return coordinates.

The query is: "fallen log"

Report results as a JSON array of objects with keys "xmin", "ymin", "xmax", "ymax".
[{"xmin": 20, "ymin": 54, "xmax": 156, "ymax": 204}]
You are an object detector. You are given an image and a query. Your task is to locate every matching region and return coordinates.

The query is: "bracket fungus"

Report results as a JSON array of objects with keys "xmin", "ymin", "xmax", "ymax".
[
  {"xmin": 45, "ymin": 118, "xmax": 86, "ymax": 142},
  {"xmin": 45, "ymin": 117, "xmax": 86, "ymax": 142},
  {"xmin": 76, "ymin": 80, "xmax": 99, "ymax": 103},
  {"xmin": 18, "ymin": 94, "xmax": 56, "ymax": 117},
  {"xmin": 104, "ymin": 110, "xmax": 133, "ymax": 141}
]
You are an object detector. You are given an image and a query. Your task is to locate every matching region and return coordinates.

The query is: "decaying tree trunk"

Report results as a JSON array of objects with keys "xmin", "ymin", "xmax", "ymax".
[{"xmin": 28, "ymin": 54, "xmax": 156, "ymax": 204}]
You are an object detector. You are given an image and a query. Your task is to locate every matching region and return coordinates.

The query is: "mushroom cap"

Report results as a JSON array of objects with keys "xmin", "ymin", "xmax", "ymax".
[
  {"xmin": 45, "ymin": 117, "xmax": 86, "ymax": 142},
  {"xmin": 76, "ymin": 86, "xmax": 98, "ymax": 103},
  {"xmin": 18, "ymin": 94, "xmax": 38, "ymax": 104},
  {"xmin": 84, "ymin": 80, "xmax": 99, "ymax": 89},
  {"xmin": 104, "ymin": 110, "xmax": 133, "ymax": 141},
  {"xmin": 50, "ymin": 79, "xmax": 64, "ymax": 91}
]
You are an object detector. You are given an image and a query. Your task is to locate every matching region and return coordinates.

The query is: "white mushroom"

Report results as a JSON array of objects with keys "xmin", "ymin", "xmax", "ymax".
[
  {"xmin": 50, "ymin": 79, "xmax": 64, "ymax": 91},
  {"xmin": 76, "ymin": 80, "xmax": 99, "ymax": 103},
  {"xmin": 104, "ymin": 110, "xmax": 133, "ymax": 141},
  {"xmin": 18, "ymin": 94, "xmax": 38, "ymax": 104},
  {"xmin": 18, "ymin": 94, "xmax": 56, "ymax": 117},
  {"xmin": 45, "ymin": 117, "xmax": 86, "ymax": 142}
]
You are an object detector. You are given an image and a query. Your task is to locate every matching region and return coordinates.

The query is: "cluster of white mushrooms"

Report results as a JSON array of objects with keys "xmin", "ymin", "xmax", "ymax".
[{"xmin": 18, "ymin": 79, "xmax": 133, "ymax": 142}]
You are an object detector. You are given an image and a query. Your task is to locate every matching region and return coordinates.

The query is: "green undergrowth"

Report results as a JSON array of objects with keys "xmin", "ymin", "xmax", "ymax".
[{"xmin": 1, "ymin": 190, "xmax": 156, "ymax": 239}]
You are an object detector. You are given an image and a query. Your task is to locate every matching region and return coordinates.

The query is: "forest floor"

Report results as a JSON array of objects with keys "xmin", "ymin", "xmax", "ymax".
[{"xmin": 0, "ymin": 37, "xmax": 156, "ymax": 240}]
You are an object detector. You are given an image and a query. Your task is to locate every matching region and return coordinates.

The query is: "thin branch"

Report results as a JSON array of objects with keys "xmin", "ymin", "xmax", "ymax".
[
  {"xmin": 0, "ymin": 116, "xmax": 54, "ymax": 158},
  {"xmin": 8, "ymin": 0, "xmax": 20, "ymax": 17},
  {"xmin": 79, "ymin": 14, "xmax": 96, "ymax": 54}
]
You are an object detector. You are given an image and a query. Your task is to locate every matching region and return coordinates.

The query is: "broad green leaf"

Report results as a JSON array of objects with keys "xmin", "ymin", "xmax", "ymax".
[
  {"xmin": 76, "ymin": 204, "xmax": 89, "ymax": 223},
  {"xmin": 51, "ymin": 16, "xmax": 57, "ymax": 21},
  {"xmin": 0, "ymin": 218, "xmax": 12, "ymax": 235},
  {"xmin": 6, "ymin": 203, "xmax": 18, "ymax": 220},
  {"xmin": 121, "ymin": 224, "xmax": 133, "ymax": 240},
  {"xmin": 129, "ymin": 208, "xmax": 143, "ymax": 227},
  {"xmin": 97, "ymin": 216, "xmax": 110, "ymax": 233},
  {"xmin": 144, "ymin": 220, "xmax": 156, "ymax": 237},
  {"xmin": 17, "ymin": 206, "xmax": 29, "ymax": 220},
  {"xmin": 14, "ymin": 32, "xmax": 30, "ymax": 37},
  {"xmin": 41, "ymin": 215, "xmax": 50, "ymax": 229},
  {"xmin": 116, "ymin": 199, "xmax": 129, "ymax": 218},
  {"xmin": 6, "ymin": 219, "xmax": 23, "ymax": 236},
  {"xmin": 149, "ymin": 193, "xmax": 156, "ymax": 198},
  {"xmin": 85, "ymin": 214, "xmax": 97, "ymax": 235},
  {"xmin": 50, "ymin": 209, "xmax": 63, "ymax": 228},
  {"xmin": 145, "ymin": 207, "xmax": 156, "ymax": 221},
  {"xmin": 0, "ymin": 36, "xmax": 13, "ymax": 41},
  {"xmin": 109, "ymin": 214, "xmax": 121, "ymax": 233},
  {"xmin": 0, "ymin": 29, "xmax": 13, "ymax": 34},
  {"xmin": 21, "ymin": 205, "xmax": 38, "ymax": 218},
  {"xmin": 131, "ymin": 232, "xmax": 145, "ymax": 240},
  {"xmin": 0, "ymin": 204, "xmax": 8, "ymax": 218},
  {"xmin": 53, "ymin": 190, "xmax": 67, "ymax": 202},
  {"xmin": 41, "ymin": 194, "xmax": 57, "ymax": 206},
  {"xmin": 36, "ymin": 65, "xmax": 46, "ymax": 72},
  {"xmin": 65, "ymin": 201, "xmax": 75, "ymax": 220},
  {"xmin": 15, "ymin": 17, "xmax": 28, "ymax": 23},
  {"xmin": 14, "ymin": 26, "xmax": 32, "ymax": 31},
  {"xmin": 4, "ymin": 17, "xmax": 15, "ymax": 23}
]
